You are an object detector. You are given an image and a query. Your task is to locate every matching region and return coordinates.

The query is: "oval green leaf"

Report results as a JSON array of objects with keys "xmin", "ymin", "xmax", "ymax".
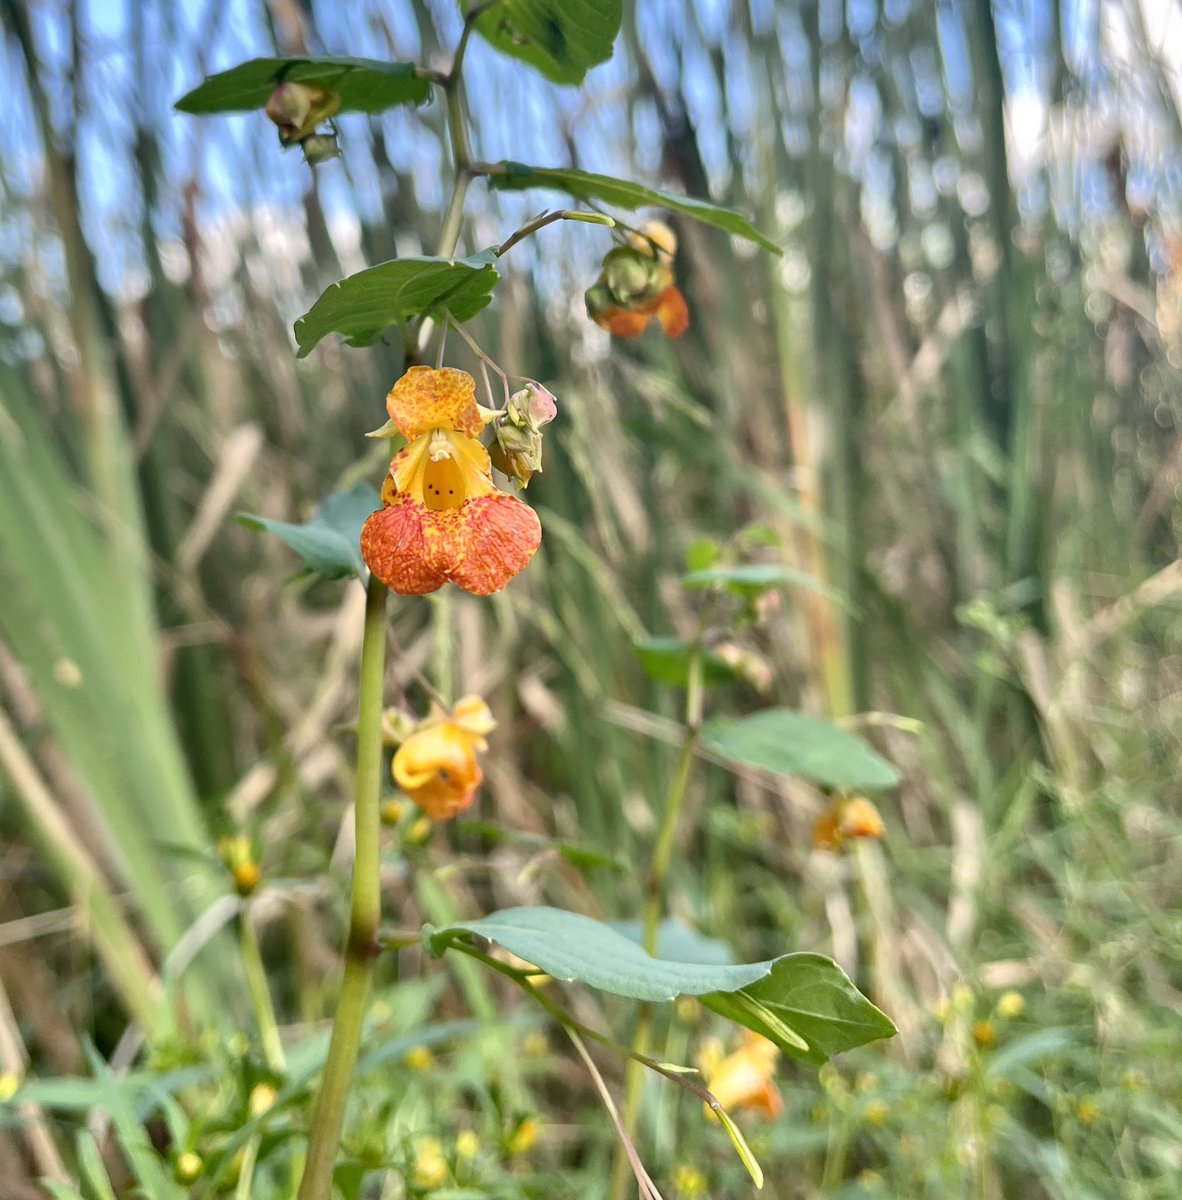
[
  {"xmin": 294, "ymin": 251, "xmax": 500, "ymax": 356},
  {"xmin": 237, "ymin": 482, "xmax": 380, "ymax": 579},
  {"xmin": 470, "ymin": 1, "xmax": 622, "ymax": 86},
  {"xmin": 701, "ymin": 954, "xmax": 897, "ymax": 1065},
  {"xmin": 701, "ymin": 709, "xmax": 899, "ymax": 791},
  {"xmin": 634, "ymin": 636, "xmax": 741, "ymax": 688},
  {"xmin": 424, "ymin": 906, "xmax": 895, "ymax": 1062},
  {"xmin": 175, "ymin": 56, "xmax": 429, "ymax": 115},
  {"xmin": 487, "ymin": 162, "xmax": 781, "ymax": 253}
]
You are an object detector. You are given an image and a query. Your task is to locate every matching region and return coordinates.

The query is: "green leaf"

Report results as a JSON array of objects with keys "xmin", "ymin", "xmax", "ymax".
[
  {"xmin": 470, "ymin": 1, "xmax": 622, "ymax": 85},
  {"xmin": 487, "ymin": 162, "xmax": 781, "ymax": 253},
  {"xmin": 294, "ymin": 251, "xmax": 500, "ymax": 356},
  {"xmin": 683, "ymin": 562, "xmax": 845, "ymax": 604},
  {"xmin": 175, "ymin": 56, "xmax": 429, "ymax": 115},
  {"xmin": 424, "ymin": 907, "xmax": 895, "ymax": 1062},
  {"xmin": 238, "ymin": 483, "xmax": 380, "ymax": 579},
  {"xmin": 610, "ymin": 917, "xmax": 735, "ymax": 965},
  {"xmin": 634, "ymin": 636, "xmax": 741, "ymax": 688},
  {"xmin": 701, "ymin": 709, "xmax": 899, "ymax": 791},
  {"xmin": 701, "ymin": 954, "xmax": 897, "ymax": 1065},
  {"xmin": 424, "ymin": 907, "xmax": 770, "ymax": 1001}
]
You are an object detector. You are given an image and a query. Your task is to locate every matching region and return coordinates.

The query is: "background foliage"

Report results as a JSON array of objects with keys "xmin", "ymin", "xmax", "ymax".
[{"xmin": 1, "ymin": 0, "xmax": 1180, "ymax": 1196}]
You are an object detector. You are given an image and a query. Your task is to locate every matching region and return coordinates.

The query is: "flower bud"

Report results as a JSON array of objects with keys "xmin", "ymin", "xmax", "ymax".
[
  {"xmin": 584, "ymin": 282, "xmax": 615, "ymax": 321},
  {"xmin": 602, "ymin": 246, "xmax": 662, "ymax": 305},
  {"xmin": 301, "ymin": 133, "xmax": 340, "ymax": 165},
  {"xmin": 491, "ymin": 423, "xmax": 544, "ymax": 488},
  {"xmin": 507, "ymin": 383, "xmax": 557, "ymax": 431},
  {"xmin": 174, "ymin": 1152, "xmax": 204, "ymax": 1184}
]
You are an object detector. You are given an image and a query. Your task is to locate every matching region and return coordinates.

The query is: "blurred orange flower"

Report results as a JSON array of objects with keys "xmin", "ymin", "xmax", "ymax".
[
  {"xmin": 361, "ymin": 367, "xmax": 542, "ymax": 595},
  {"xmin": 812, "ymin": 794, "xmax": 885, "ymax": 852},
  {"xmin": 393, "ymin": 695, "xmax": 495, "ymax": 820},
  {"xmin": 699, "ymin": 1031, "xmax": 781, "ymax": 1118},
  {"xmin": 584, "ymin": 220, "xmax": 689, "ymax": 339}
]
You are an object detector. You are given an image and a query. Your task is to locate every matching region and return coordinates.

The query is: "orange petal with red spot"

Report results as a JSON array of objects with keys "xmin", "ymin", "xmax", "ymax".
[
  {"xmin": 361, "ymin": 497, "xmax": 456, "ymax": 595},
  {"xmin": 386, "ymin": 366, "xmax": 484, "ymax": 441},
  {"xmin": 655, "ymin": 286, "xmax": 690, "ymax": 338},
  {"xmin": 393, "ymin": 722, "xmax": 483, "ymax": 820},
  {"xmin": 449, "ymin": 493, "xmax": 542, "ymax": 595}
]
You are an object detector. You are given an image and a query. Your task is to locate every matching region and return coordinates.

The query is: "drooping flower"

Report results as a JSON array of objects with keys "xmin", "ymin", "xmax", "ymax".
[
  {"xmin": 361, "ymin": 367, "xmax": 542, "ymax": 595},
  {"xmin": 584, "ymin": 220, "xmax": 690, "ymax": 339},
  {"xmin": 698, "ymin": 1031, "xmax": 782, "ymax": 1118},
  {"xmin": 265, "ymin": 82, "xmax": 340, "ymax": 145},
  {"xmin": 488, "ymin": 382, "xmax": 558, "ymax": 488},
  {"xmin": 812, "ymin": 794, "xmax": 885, "ymax": 852},
  {"xmin": 392, "ymin": 695, "xmax": 495, "ymax": 820}
]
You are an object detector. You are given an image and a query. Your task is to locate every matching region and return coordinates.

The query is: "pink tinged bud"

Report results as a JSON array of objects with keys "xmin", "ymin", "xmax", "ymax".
[{"xmin": 509, "ymin": 383, "xmax": 557, "ymax": 431}]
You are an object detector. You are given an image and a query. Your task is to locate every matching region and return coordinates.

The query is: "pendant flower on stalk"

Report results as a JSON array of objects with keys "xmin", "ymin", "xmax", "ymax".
[
  {"xmin": 264, "ymin": 81, "xmax": 341, "ymax": 163},
  {"xmin": 584, "ymin": 220, "xmax": 690, "ymax": 339},
  {"xmin": 488, "ymin": 382, "xmax": 558, "ymax": 489},
  {"xmin": 698, "ymin": 1031, "xmax": 782, "ymax": 1119},
  {"xmin": 391, "ymin": 695, "xmax": 495, "ymax": 821},
  {"xmin": 812, "ymin": 793, "xmax": 885, "ymax": 852},
  {"xmin": 361, "ymin": 367, "xmax": 542, "ymax": 595}
]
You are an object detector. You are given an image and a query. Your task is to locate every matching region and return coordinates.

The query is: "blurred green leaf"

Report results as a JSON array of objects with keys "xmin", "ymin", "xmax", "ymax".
[
  {"xmin": 701, "ymin": 955, "xmax": 896, "ymax": 1065},
  {"xmin": 701, "ymin": 709, "xmax": 899, "ymax": 791},
  {"xmin": 294, "ymin": 251, "xmax": 500, "ymax": 356},
  {"xmin": 488, "ymin": 162, "xmax": 781, "ymax": 252},
  {"xmin": 683, "ymin": 562, "xmax": 844, "ymax": 603},
  {"xmin": 175, "ymin": 56, "xmax": 429, "ymax": 115},
  {"xmin": 685, "ymin": 537, "xmax": 722, "ymax": 572},
  {"xmin": 634, "ymin": 636, "xmax": 741, "ymax": 687},
  {"xmin": 238, "ymin": 483, "xmax": 381, "ymax": 580},
  {"xmin": 470, "ymin": 1, "xmax": 622, "ymax": 85}
]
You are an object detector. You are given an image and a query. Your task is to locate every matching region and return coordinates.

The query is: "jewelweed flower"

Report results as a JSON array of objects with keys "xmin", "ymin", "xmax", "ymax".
[
  {"xmin": 392, "ymin": 695, "xmax": 495, "ymax": 821},
  {"xmin": 812, "ymin": 794, "xmax": 885, "ymax": 852},
  {"xmin": 699, "ymin": 1031, "xmax": 782, "ymax": 1118},
  {"xmin": 584, "ymin": 220, "xmax": 689, "ymax": 339},
  {"xmin": 362, "ymin": 367, "xmax": 542, "ymax": 595},
  {"xmin": 265, "ymin": 82, "xmax": 340, "ymax": 146}
]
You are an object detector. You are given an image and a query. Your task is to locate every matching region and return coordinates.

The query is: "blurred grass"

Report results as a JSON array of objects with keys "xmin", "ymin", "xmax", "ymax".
[{"xmin": 1, "ymin": 0, "xmax": 1181, "ymax": 1196}]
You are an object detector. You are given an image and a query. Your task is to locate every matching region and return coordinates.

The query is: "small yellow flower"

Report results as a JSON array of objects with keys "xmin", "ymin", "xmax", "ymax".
[
  {"xmin": 673, "ymin": 1163, "xmax": 708, "ymax": 1196},
  {"xmin": 392, "ymin": 696, "xmax": 495, "ymax": 821},
  {"xmin": 456, "ymin": 1130, "xmax": 479, "ymax": 1159},
  {"xmin": 174, "ymin": 1151, "xmax": 204, "ymax": 1184},
  {"xmin": 0, "ymin": 1072, "xmax": 19, "ymax": 1103},
  {"xmin": 405, "ymin": 1045, "xmax": 434, "ymax": 1072},
  {"xmin": 248, "ymin": 1083, "xmax": 277, "ymax": 1116},
  {"xmin": 864, "ymin": 1100, "xmax": 890, "ymax": 1126},
  {"xmin": 996, "ymin": 990, "xmax": 1026, "ymax": 1019},
  {"xmin": 412, "ymin": 1136, "xmax": 448, "ymax": 1189},
  {"xmin": 380, "ymin": 798, "xmax": 406, "ymax": 825},
  {"xmin": 1077, "ymin": 1097, "xmax": 1100, "ymax": 1126},
  {"xmin": 812, "ymin": 794, "xmax": 885, "ymax": 851},
  {"xmin": 971, "ymin": 1020, "xmax": 998, "ymax": 1050},
  {"xmin": 506, "ymin": 1115, "xmax": 540, "ymax": 1156},
  {"xmin": 700, "ymin": 1031, "xmax": 781, "ymax": 1118}
]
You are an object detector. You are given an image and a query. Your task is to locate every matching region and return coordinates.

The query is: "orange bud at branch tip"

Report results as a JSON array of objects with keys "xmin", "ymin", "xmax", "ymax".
[
  {"xmin": 585, "ymin": 219, "xmax": 690, "ymax": 339},
  {"xmin": 360, "ymin": 367, "xmax": 542, "ymax": 595},
  {"xmin": 392, "ymin": 696, "xmax": 494, "ymax": 821}
]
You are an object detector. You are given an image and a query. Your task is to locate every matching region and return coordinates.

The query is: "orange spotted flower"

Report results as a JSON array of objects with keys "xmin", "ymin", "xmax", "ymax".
[
  {"xmin": 699, "ymin": 1031, "xmax": 782, "ymax": 1119},
  {"xmin": 361, "ymin": 367, "xmax": 542, "ymax": 595},
  {"xmin": 584, "ymin": 220, "xmax": 689, "ymax": 339},
  {"xmin": 393, "ymin": 695, "xmax": 495, "ymax": 820},
  {"xmin": 812, "ymin": 794, "xmax": 885, "ymax": 852}
]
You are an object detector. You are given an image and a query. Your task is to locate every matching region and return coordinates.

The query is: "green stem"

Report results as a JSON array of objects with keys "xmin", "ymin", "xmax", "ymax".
[
  {"xmin": 610, "ymin": 647, "xmax": 705, "ymax": 1200},
  {"xmin": 238, "ymin": 904, "xmax": 286, "ymax": 1074},
  {"xmin": 296, "ymin": 574, "xmax": 388, "ymax": 1200}
]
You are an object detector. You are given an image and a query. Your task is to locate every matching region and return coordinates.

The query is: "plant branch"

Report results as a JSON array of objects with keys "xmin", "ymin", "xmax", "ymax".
[{"xmin": 296, "ymin": 573, "xmax": 388, "ymax": 1200}]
